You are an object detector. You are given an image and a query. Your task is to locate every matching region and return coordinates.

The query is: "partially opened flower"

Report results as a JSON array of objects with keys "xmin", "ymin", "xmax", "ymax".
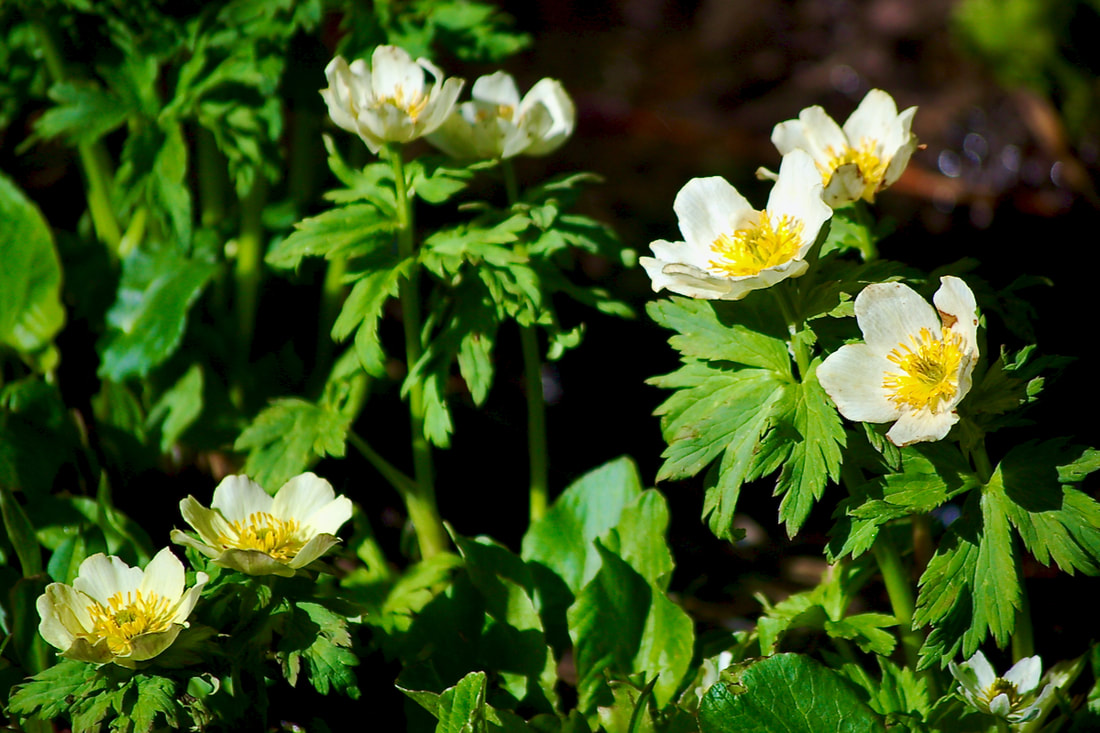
[
  {"xmin": 427, "ymin": 71, "xmax": 575, "ymax": 159},
  {"xmin": 817, "ymin": 276, "xmax": 979, "ymax": 446},
  {"xmin": 171, "ymin": 472, "xmax": 353, "ymax": 577},
  {"xmin": 321, "ymin": 45, "xmax": 464, "ymax": 153},
  {"xmin": 769, "ymin": 89, "xmax": 918, "ymax": 207},
  {"xmin": 36, "ymin": 548, "xmax": 207, "ymax": 667},
  {"xmin": 950, "ymin": 650, "xmax": 1053, "ymax": 724},
  {"xmin": 639, "ymin": 149, "xmax": 831, "ymax": 300}
]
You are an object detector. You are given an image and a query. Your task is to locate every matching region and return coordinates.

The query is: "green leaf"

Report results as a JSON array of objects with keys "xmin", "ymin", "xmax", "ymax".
[
  {"xmin": 0, "ymin": 486, "xmax": 42, "ymax": 577},
  {"xmin": 33, "ymin": 80, "xmax": 131, "ymax": 146},
  {"xmin": 277, "ymin": 601, "xmax": 360, "ymax": 699},
  {"xmin": 7, "ymin": 659, "xmax": 102, "ymax": 723},
  {"xmin": 98, "ymin": 247, "xmax": 217, "ymax": 381},
  {"xmin": 698, "ymin": 654, "xmax": 886, "ymax": 733},
  {"xmin": 234, "ymin": 398, "xmax": 350, "ymax": 489},
  {"xmin": 145, "ymin": 364, "xmax": 204, "ymax": 453},
  {"xmin": 646, "ymin": 297, "xmax": 790, "ymax": 372},
  {"xmin": 265, "ymin": 203, "xmax": 397, "ymax": 270},
  {"xmin": 333, "ymin": 256, "xmax": 412, "ymax": 377},
  {"xmin": 0, "ymin": 172, "xmax": 65, "ymax": 368}
]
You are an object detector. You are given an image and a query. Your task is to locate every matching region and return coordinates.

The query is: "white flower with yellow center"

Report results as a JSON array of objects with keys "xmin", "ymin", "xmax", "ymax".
[
  {"xmin": 949, "ymin": 651, "xmax": 1054, "ymax": 724},
  {"xmin": 427, "ymin": 71, "xmax": 575, "ymax": 160},
  {"xmin": 639, "ymin": 149, "xmax": 831, "ymax": 300},
  {"xmin": 320, "ymin": 46, "xmax": 464, "ymax": 154},
  {"xmin": 769, "ymin": 89, "xmax": 918, "ymax": 207},
  {"xmin": 171, "ymin": 472, "xmax": 353, "ymax": 577},
  {"xmin": 817, "ymin": 276, "xmax": 979, "ymax": 447},
  {"xmin": 36, "ymin": 548, "xmax": 207, "ymax": 667}
]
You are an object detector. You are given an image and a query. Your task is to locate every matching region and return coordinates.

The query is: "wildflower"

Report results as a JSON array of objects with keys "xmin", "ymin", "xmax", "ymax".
[
  {"xmin": 817, "ymin": 276, "xmax": 979, "ymax": 447},
  {"xmin": 320, "ymin": 45, "xmax": 464, "ymax": 153},
  {"xmin": 949, "ymin": 650, "xmax": 1054, "ymax": 724},
  {"xmin": 36, "ymin": 548, "xmax": 207, "ymax": 667},
  {"xmin": 639, "ymin": 149, "xmax": 831, "ymax": 300},
  {"xmin": 171, "ymin": 472, "xmax": 353, "ymax": 577},
  {"xmin": 427, "ymin": 71, "xmax": 575, "ymax": 160},
  {"xmin": 769, "ymin": 89, "xmax": 918, "ymax": 207}
]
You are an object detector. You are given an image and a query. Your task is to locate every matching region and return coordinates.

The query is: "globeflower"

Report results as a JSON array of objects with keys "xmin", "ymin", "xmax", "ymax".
[
  {"xmin": 639, "ymin": 149, "xmax": 831, "ymax": 300},
  {"xmin": 427, "ymin": 71, "xmax": 575, "ymax": 160},
  {"xmin": 171, "ymin": 472, "xmax": 353, "ymax": 577},
  {"xmin": 949, "ymin": 651, "xmax": 1054, "ymax": 724},
  {"xmin": 769, "ymin": 89, "xmax": 918, "ymax": 207},
  {"xmin": 36, "ymin": 548, "xmax": 207, "ymax": 667},
  {"xmin": 817, "ymin": 276, "xmax": 979, "ymax": 447},
  {"xmin": 320, "ymin": 45, "xmax": 464, "ymax": 153}
]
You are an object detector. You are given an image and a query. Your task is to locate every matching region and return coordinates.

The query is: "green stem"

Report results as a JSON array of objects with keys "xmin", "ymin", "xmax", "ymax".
[
  {"xmin": 503, "ymin": 159, "xmax": 550, "ymax": 524},
  {"xmin": 1011, "ymin": 585, "xmax": 1035, "ymax": 662},
  {"xmin": 196, "ymin": 127, "xmax": 229, "ymax": 228},
  {"xmin": 30, "ymin": 13, "xmax": 122, "ymax": 257},
  {"xmin": 388, "ymin": 144, "xmax": 447, "ymax": 559},
  {"xmin": 316, "ymin": 255, "xmax": 347, "ymax": 380},
  {"xmin": 772, "ymin": 285, "xmax": 809, "ymax": 380},
  {"xmin": 235, "ymin": 175, "xmax": 268, "ymax": 363},
  {"xmin": 850, "ymin": 200, "xmax": 879, "ymax": 262},
  {"xmin": 871, "ymin": 533, "xmax": 922, "ymax": 670}
]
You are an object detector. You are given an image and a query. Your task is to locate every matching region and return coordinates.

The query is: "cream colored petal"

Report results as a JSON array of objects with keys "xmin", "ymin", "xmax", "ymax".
[
  {"xmin": 73, "ymin": 554, "xmax": 142, "ymax": 603},
  {"xmin": 426, "ymin": 106, "xmax": 487, "ymax": 159},
  {"xmin": 642, "ymin": 259, "xmax": 736, "ymax": 299},
  {"xmin": 170, "ymin": 528, "xmax": 220, "ymax": 559},
  {"xmin": 772, "ymin": 106, "xmax": 847, "ymax": 163},
  {"xmin": 519, "ymin": 78, "xmax": 575, "ymax": 156},
  {"xmin": 138, "ymin": 547, "xmax": 185, "ymax": 602},
  {"xmin": 717, "ymin": 260, "xmax": 810, "ymax": 300},
  {"xmin": 288, "ymin": 534, "xmax": 341, "ymax": 569},
  {"xmin": 673, "ymin": 176, "xmax": 754, "ymax": 252},
  {"xmin": 817, "ymin": 344, "xmax": 899, "ymax": 423},
  {"xmin": 302, "ymin": 497, "xmax": 353, "ymax": 535},
  {"xmin": 880, "ymin": 131, "xmax": 917, "ymax": 191},
  {"xmin": 273, "ymin": 472, "xmax": 335, "ymax": 521},
  {"xmin": 766, "ymin": 149, "xmax": 831, "ymax": 251},
  {"xmin": 880, "ymin": 104, "xmax": 917, "ymax": 158},
  {"xmin": 370, "ymin": 45, "xmax": 422, "ymax": 100},
  {"xmin": 416, "ymin": 77, "xmax": 465, "ymax": 136},
  {"xmin": 886, "ymin": 408, "xmax": 957, "ymax": 447},
  {"xmin": 321, "ymin": 57, "xmax": 359, "ymax": 134},
  {"xmin": 169, "ymin": 574, "xmax": 208, "ymax": 625},
  {"xmin": 854, "ymin": 282, "xmax": 940, "ymax": 355},
  {"xmin": 216, "ymin": 549, "xmax": 297, "ymax": 577},
  {"xmin": 179, "ymin": 496, "xmax": 233, "ymax": 545},
  {"xmin": 127, "ymin": 626, "xmax": 183, "ymax": 662},
  {"xmin": 63, "ymin": 637, "xmax": 116, "ymax": 665},
  {"xmin": 842, "ymin": 89, "xmax": 900, "ymax": 150},
  {"xmin": 823, "ymin": 163, "xmax": 865, "ymax": 208},
  {"xmin": 37, "ymin": 586, "xmax": 80, "ymax": 650},
  {"xmin": 1004, "ymin": 655, "xmax": 1042, "ymax": 694},
  {"xmin": 471, "ymin": 71, "xmax": 521, "ymax": 108},
  {"xmin": 933, "ymin": 276, "xmax": 979, "ymax": 353},
  {"xmin": 212, "ymin": 475, "xmax": 272, "ymax": 521}
]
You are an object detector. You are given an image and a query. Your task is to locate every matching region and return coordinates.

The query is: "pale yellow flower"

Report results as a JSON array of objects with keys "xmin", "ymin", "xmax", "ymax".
[
  {"xmin": 817, "ymin": 276, "xmax": 979, "ymax": 446},
  {"xmin": 640, "ymin": 149, "xmax": 831, "ymax": 300},
  {"xmin": 769, "ymin": 89, "xmax": 918, "ymax": 207},
  {"xmin": 171, "ymin": 472, "xmax": 352, "ymax": 577},
  {"xmin": 950, "ymin": 651, "xmax": 1053, "ymax": 724},
  {"xmin": 36, "ymin": 548, "xmax": 207, "ymax": 667},
  {"xmin": 321, "ymin": 46, "xmax": 464, "ymax": 153},
  {"xmin": 427, "ymin": 71, "xmax": 575, "ymax": 159}
]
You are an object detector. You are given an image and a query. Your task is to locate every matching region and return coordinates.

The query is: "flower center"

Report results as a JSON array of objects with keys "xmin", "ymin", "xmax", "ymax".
[
  {"xmin": 87, "ymin": 590, "xmax": 175, "ymax": 655},
  {"xmin": 375, "ymin": 85, "xmax": 430, "ymax": 121},
  {"xmin": 882, "ymin": 327, "xmax": 964, "ymax": 414},
  {"xmin": 217, "ymin": 512, "xmax": 305, "ymax": 562},
  {"xmin": 822, "ymin": 138, "xmax": 888, "ymax": 200},
  {"xmin": 707, "ymin": 211, "xmax": 805, "ymax": 277},
  {"xmin": 983, "ymin": 678, "xmax": 1021, "ymax": 707}
]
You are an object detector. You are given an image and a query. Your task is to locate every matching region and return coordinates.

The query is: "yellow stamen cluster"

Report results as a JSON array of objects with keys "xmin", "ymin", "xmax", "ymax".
[
  {"xmin": 708, "ymin": 212, "xmax": 805, "ymax": 277},
  {"xmin": 983, "ymin": 678, "xmax": 1022, "ymax": 707},
  {"xmin": 822, "ymin": 137, "xmax": 889, "ymax": 201},
  {"xmin": 883, "ymin": 327, "xmax": 965, "ymax": 414},
  {"xmin": 375, "ymin": 85, "xmax": 430, "ymax": 121},
  {"xmin": 87, "ymin": 590, "xmax": 175, "ymax": 655},
  {"xmin": 217, "ymin": 512, "xmax": 305, "ymax": 562}
]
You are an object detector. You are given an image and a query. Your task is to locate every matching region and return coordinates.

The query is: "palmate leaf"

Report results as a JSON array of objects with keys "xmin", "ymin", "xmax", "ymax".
[
  {"xmin": 234, "ymin": 398, "xmax": 350, "ymax": 489},
  {"xmin": 332, "ymin": 255, "xmax": 412, "ymax": 378},
  {"xmin": 276, "ymin": 601, "xmax": 360, "ymax": 699},
  {"xmin": 265, "ymin": 202, "xmax": 398, "ymax": 270}
]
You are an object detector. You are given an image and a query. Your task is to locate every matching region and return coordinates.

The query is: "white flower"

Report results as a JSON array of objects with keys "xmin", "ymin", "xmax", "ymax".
[
  {"xmin": 817, "ymin": 276, "xmax": 979, "ymax": 447},
  {"xmin": 949, "ymin": 651, "xmax": 1054, "ymax": 724},
  {"xmin": 320, "ymin": 46, "xmax": 464, "ymax": 153},
  {"xmin": 427, "ymin": 71, "xmax": 575, "ymax": 159},
  {"xmin": 770, "ymin": 89, "xmax": 918, "ymax": 207},
  {"xmin": 639, "ymin": 149, "xmax": 832, "ymax": 300},
  {"xmin": 36, "ymin": 548, "xmax": 207, "ymax": 667},
  {"xmin": 171, "ymin": 472, "xmax": 353, "ymax": 577}
]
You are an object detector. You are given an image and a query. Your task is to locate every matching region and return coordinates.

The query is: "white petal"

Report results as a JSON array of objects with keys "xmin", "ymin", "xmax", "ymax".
[
  {"xmin": 766, "ymin": 149, "xmax": 831, "ymax": 251},
  {"xmin": 642, "ymin": 259, "xmax": 737, "ymax": 299},
  {"xmin": 933, "ymin": 276, "xmax": 979, "ymax": 354},
  {"xmin": 965, "ymin": 651, "xmax": 997, "ymax": 689},
  {"xmin": 72, "ymin": 554, "xmax": 142, "ymax": 603},
  {"xmin": 212, "ymin": 475, "xmax": 273, "ymax": 520},
  {"xmin": 842, "ymin": 89, "xmax": 900, "ymax": 150},
  {"xmin": 886, "ymin": 408, "xmax": 957, "ymax": 447},
  {"xmin": 272, "ymin": 472, "xmax": 335, "ymax": 521},
  {"xmin": 1004, "ymin": 655, "xmax": 1042, "ymax": 694},
  {"xmin": 823, "ymin": 163, "xmax": 865, "ymax": 208},
  {"xmin": 416, "ymin": 77, "xmax": 465, "ymax": 136},
  {"xmin": 673, "ymin": 177, "xmax": 754, "ymax": 252},
  {"xmin": 179, "ymin": 496, "xmax": 233, "ymax": 545},
  {"xmin": 170, "ymin": 573, "xmax": 208, "ymax": 625},
  {"xmin": 370, "ymin": 45, "xmax": 422, "ymax": 100},
  {"xmin": 988, "ymin": 693, "xmax": 1012, "ymax": 718},
  {"xmin": 817, "ymin": 343, "xmax": 900, "ymax": 423},
  {"xmin": 471, "ymin": 71, "xmax": 521, "ymax": 108},
  {"xmin": 854, "ymin": 282, "xmax": 941, "ymax": 355},
  {"xmin": 138, "ymin": 547, "xmax": 185, "ymax": 603},
  {"xmin": 303, "ymin": 497, "xmax": 353, "ymax": 535},
  {"xmin": 773, "ymin": 105, "xmax": 848, "ymax": 163},
  {"xmin": 519, "ymin": 78, "xmax": 575, "ymax": 156}
]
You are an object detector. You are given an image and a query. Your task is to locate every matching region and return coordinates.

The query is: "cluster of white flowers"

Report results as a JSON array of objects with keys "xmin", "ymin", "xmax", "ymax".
[
  {"xmin": 321, "ymin": 45, "xmax": 575, "ymax": 160},
  {"xmin": 640, "ymin": 88, "xmax": 980, "ymax": 447},
  {"xmin": 37, "ymin": 472, "xmax": 351, "ymax": 667}
]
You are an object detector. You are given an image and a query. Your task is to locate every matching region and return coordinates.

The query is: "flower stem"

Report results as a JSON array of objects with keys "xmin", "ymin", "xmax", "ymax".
[
  {"xmin": 503, "ymin": 159, "xmax": 551, "ymax": 523},
  {"xmin": 388, "ymin": 144, "xmax": 447, "ymax": 559},
  {"xmin": 235, "ymin": 175, "xmax": 268, "ymax": 367},
  {"xmin": 771, "ymin": 285, "xmax": 809, "ymax": 380},
  {"xmin": 871, "ymin": 531, "xmax": 922, "ymax": 669},
  {"xmin": 1012, "ymin": 587, "xmax": 1035, "ymax": 662},
  {"xmin": 850, "ymin": 201, "xmax": 879, "ymax": 262}
]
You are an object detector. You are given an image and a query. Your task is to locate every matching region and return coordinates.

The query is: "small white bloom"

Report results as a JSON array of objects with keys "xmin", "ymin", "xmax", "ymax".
[
  {"xmin": 949, "ymin": 650, "xmax": 1054, "ymax": 724},
  {"xmin": 817, "ymin": 276, "xmax": 979, "ymax": 447},
  {"xmin": 639, "ymin": 149, "xmax": 832, "ymax": 300},
  {"xmin": 171, "ymin": 472, "xmax": 353, "ymax": 577},
  {"xmin": 320, "ymin": 46, "xmax": 464, "ymax": 153},
  {"xmin": 36, "ymin": 548, "xmax": 207, "ymax": 667},
  {"xmin": 427, "ymin": 71, "xmax": 575, "ymax": 159},
  {"xmin": 770, "ymin": 89, "xmax": 918, "ymax": 207}
]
